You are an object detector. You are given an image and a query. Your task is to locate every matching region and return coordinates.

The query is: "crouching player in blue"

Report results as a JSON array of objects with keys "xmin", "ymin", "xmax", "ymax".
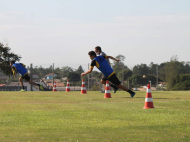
[
  {"xmin": 10, "ymin": 61, "xmax": 43, "ymax": 92},
  {"xmin": 81, "ymin": 51, "xmax": 135, "ymax": 97}
]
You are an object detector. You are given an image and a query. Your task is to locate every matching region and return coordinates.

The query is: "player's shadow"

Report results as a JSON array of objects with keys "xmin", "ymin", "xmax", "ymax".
[{"xmin": 121, "ymin": 97, "xmax": 144, "ymax": 98}]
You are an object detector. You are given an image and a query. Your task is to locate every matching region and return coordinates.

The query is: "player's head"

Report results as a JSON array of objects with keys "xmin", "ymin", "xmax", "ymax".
[
  {"xmin": 10, "ymin": 61, "xmax": 15, "ymax": 66},
  {"xmin": 95, "ymin": 46, "xmax": 101, "ymax": 54},
  {"xmin": 88, "ymin": 51, "xmax": 97, "ymax": 60}
]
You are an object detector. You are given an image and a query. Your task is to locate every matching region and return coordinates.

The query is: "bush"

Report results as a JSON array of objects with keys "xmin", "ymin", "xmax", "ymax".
[
  {"xmin": 172, "ymin": 80, "xmax": 190, "ymax": 90},
  {"xmin": 91, "ymin": 84, "xmax": 101, "ymax": 91}
]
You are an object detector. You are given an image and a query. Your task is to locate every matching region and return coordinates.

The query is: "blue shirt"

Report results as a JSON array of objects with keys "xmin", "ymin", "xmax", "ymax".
[
  {"xmin": 12, "ymin": 63, "xmax": 28, "ymax": 76},
  {"xmin": 90, "ymin": 55, "xmax": 115, "ymax": 78}
]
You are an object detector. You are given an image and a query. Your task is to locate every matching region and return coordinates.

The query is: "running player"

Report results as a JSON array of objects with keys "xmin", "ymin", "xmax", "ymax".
[
  {"xmin": 95, "ymin": 46, "xmax": 119, "ymax": 93},
  {"xmin": 81, "ymin": 51, "xmax": 135, "ymax": 97},
  {"xmin": 10, "ymin": 61, "xmax": 43, "ymax": 92}
]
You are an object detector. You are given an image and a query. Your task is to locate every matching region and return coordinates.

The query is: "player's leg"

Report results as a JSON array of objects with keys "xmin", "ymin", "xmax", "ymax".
[
  {"xmin": 23, "ymin": 74, "xmax": 43, "ymax": 90},
  {"xmin": 101, "ymin": 76, "xmax": 106, "ymax": 90},
  {"xmin": 100, "ymin": 79, "xmax": 106, "ymax": 92},
  {"xmin": 101, "ymin": 76, "xmax": 118, "ymax": 93},
  {"xmin": 108, "ymin": 74, "xmax": 135, "ymax": 97},
  {"xmin": 19, "ymin": 77, "xmax": 25, "ymax": 92}
]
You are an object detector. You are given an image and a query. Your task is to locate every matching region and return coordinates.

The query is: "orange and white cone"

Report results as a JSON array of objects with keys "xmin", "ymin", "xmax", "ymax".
[
  {"xmin": 53, "ymin": 82, "xmax": 57, "ymax": 92},
  {"xmin": 65, "ymin": 79, "xmax": 70, "ymax": 92},
  {"xmin": 104, "ymin": 80, "xmax": 112, "ymax": 98},
  {"xmin": 81, "ymin": 79, "xmax": 87, "ymax": 94},
  {"xmin": 143, "ymin": 84, "xmax": 154, "ymax": 109}
]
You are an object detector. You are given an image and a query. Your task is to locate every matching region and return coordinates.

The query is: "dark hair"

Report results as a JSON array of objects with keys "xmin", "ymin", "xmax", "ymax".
[
  {"xmin": 10, "ymin": 61, "xmax": 15, "ymax": 64},
  {"xmin": 95, "ymin": 46, "xmax": 101, "ymax": 51},
  {"xmin": 88, "ymin": 51, "xmax": 96, "ymax": 56}
]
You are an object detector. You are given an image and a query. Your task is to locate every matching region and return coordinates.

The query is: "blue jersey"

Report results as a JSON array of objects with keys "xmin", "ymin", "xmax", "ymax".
[
  {"xmin": 12, "ymin": 63, "xmax": 28, "ymax": 76},
  {"xmin": 90, "ymin": 55, "xmax": 115, "ymax": 78}
]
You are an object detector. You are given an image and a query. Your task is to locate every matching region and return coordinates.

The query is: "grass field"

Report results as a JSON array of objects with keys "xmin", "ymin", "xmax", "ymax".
[{"xmin": 0, "ymin": 91, "xmax": 190, "ymax": 142}]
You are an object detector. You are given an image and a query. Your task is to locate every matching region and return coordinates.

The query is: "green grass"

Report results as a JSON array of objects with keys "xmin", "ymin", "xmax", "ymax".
[{"xmin": 0, "ymin": 91, "xmax": 190, "ymax": 142}]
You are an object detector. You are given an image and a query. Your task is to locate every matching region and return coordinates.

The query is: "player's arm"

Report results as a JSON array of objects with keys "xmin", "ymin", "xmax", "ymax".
[
  {"xmin": 12, "ymin": 67, "xmax": 16, "ymax": 78},
  {"xmin": 106, "ymin": 55, "xmax": 120, "ymax": 62},
  {"xmin": 81, "ymin": 60, "xmax": 95, "ymax": 77},
  {"xmin": 81, "ymin": 67, "xmax": 93, "ymax": 77}
]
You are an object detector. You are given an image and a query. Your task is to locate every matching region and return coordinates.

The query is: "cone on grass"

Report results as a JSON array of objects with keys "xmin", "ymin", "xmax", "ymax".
[
  {"xmin": 53, "ymin": 82, "xmax": 57, "ymax": 92},
  {"xmin": 143, "ymin": 84, "xmax": 154, "ymax": 109},
  {"xmin": 81, "ymin": 79, "xmax": 87, "ymax": 94},
  {"xmin": 65, "ymin": 79, "xmax": 70, "ymax": 92},
  {"xmin": 104, "ymin": 80, "xmax": 112, "ymax": 98}
]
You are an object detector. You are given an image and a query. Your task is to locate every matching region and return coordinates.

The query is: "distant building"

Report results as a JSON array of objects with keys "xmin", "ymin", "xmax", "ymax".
[
  {"xmin": 47, "ymin": 82, "xmax": 65, "ymax": 87},
  {"xmin": 0, "ymin": 82, "xmax": 38, "ymax": 91},
  {"xmin": 32, "ymin": 74, "xmax": 40, "ymax": 79},
  {"xmin": 44, "ymin": 73, "xmax": 57, "ymax": 79},
  {"xmin": 0, "ymin": 76, "xmax": 9, "ymax": 80}
]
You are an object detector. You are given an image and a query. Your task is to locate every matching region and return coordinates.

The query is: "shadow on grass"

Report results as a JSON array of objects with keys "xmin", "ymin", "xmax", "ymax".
[
  {"xmin": 119, "ymin": 97, "xmax": 142, "ymax": 98},
  {"xmin": 154, "ymin": 98, "xmax": 180, "ymax": 100}
]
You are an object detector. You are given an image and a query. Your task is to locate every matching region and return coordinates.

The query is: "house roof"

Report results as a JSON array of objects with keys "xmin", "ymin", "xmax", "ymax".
[
  {"xmin": 44, "ymin": 73, "xmax": 57, "ymax": 77},
  {"xmin": 47, "ymin": 82, "xmax": 65, "ymax": 87},
  {"xmin": 0, "ymin": 84, "xmax": 6, "ymax": 87}
]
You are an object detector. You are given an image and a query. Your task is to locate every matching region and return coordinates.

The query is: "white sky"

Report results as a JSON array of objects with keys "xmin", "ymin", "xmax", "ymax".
[{"xmin": 0, "ymin": 0, "xmax": 190, "ymax": 71}]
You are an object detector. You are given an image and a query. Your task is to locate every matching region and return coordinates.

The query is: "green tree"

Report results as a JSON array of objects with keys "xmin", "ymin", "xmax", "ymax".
[
  {"xmin": 61, "ymin": 66, "xmax": 74, "ymax": 78},
  {"xmin": 165, "ymin": 55, "xmax": 180, "ymax": 90},
  {"xmin": 172, "ymin": 74, "xmax": 190, "ymax": 90},
  {"xmin": 112, "ymin": 54, "xmax": 128, "ymax": 74},
  {"xmin": 149, "ymin": 62, "xmax": 158, "ymax": 76},
  {"xmin": 133, "ymin": 64, "xmax": 149, "ymax": 76},
  {"xmin": 0, "ymin": 43, "xmax": 21, "ymax": 75},
  {"xmin": 128, "ymin": 74, "xmax": 143, "ymax": 87},
  {"xmin": 117, "ymin": 69, "xmax": 132, "ymax": 81},
  {"xmin": 67, "ymin": 72, "xmax": 80, "ymax": 82},
  {"xmin": 76, "ymin": 65, "xmax": 84, "ymax": 75}
]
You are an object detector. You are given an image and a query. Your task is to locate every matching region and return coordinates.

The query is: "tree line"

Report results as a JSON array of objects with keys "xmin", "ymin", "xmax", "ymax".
[{"xmin": 1, "ymin": 43, "xmax": 190, "ymax": 90}]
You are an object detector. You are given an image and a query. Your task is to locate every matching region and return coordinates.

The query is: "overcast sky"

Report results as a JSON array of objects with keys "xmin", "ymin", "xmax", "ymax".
[{"xmin": 0, "ymin": 0, "xmax": 190, "ymax": 71}]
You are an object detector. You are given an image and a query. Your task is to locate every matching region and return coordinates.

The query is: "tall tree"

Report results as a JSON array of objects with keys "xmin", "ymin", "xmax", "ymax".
[
  {"xmin": 76, "ymin": 65, "xmax": 84, "ymax": 75},
  {"xmin": 165, "ymin": 55, "xmax": 180, "ymax": 90},
  {"xmin": 0, "ymin": 43, "xmax": 21, "ymax": 75},
  {"xmin": 61, "ymin": 66, "xmax": 74, "ymax": 78},
  {"xmin": 112, "ymin": 54, "xmax": 128, "ymax": 74},
  {"xmin": 117, "ymin": 69, "xmax": 133, "ymax": 81},
  {"xmin": 67, "ymin": 72, "xmax": 80, "ymax": 82},
  {"xmin": 133, "ymin": 64, "xmax": 149, "ymax": 76}
]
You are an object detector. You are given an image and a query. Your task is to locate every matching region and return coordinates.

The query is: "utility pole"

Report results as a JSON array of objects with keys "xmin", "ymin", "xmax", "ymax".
[
  {"xmin": 52, "ymin": 63, "xmax": 54, "ymax": 87},
  {"xmin": 88, "ymin": 63, "xmax": 89, "ymax": 91},
  {"xmin": 30, "ymin": 63, "xmax": 33, "ymax": 91},
  {"xmin": 122, "ymin": 65, "xmax": 124, "ymax": 85},
  {"xmin": 128, "ymin": 80, "xmax": 129, "ymax": 89},
  {"xmin": 157, "ymin": 64, "xmax": 158, "ymax": 86}
]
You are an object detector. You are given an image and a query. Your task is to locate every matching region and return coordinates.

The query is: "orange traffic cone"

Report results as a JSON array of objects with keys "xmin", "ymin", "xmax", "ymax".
[
  {"xmin": 65, "ymin": 79, "xmax": 70, "ymax": 92},
  {"xmin": 53, "ymin": 82, "xmax": 57, "ymax": 92},
  {"xmin": 143, "ymin": 84, "xmax": 154, "ymax": 109},
  {"xmin": 104, "ymin": 80, "xmax": 112, "ymax": 98},
  {"xmin": 81, "ymin": 79, "xmax": 87, "ymax": 94}
]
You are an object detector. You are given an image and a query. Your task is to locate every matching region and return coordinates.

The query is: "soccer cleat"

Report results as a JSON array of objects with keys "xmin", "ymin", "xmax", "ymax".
[
  {"xmin": 113, "ymin": 87, "xmax": 119, "ymax": 93},
  {"xmin": 20, "ymin": 89, "xmax": 25, "ymax": 92},
  {"xmin": 40, "ymin": 84, "xmax": 43, "ymax": 91},
  {"xmin": 130, "ymin": 92, "xmax": 136, "ymax": 98}
]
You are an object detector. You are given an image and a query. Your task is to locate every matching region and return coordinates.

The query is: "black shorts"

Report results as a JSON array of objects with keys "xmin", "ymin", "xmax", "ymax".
[
  {"xmin": 22, "ymin": 74, "xmax": 31, "ymax": 81},
  {"xmin": 102, "ymin": 73, "xmax": 121, "ymax": 86},
  {"xmin": 102, "ymin": 76, "xmax": 108, "ymax": 81}
]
